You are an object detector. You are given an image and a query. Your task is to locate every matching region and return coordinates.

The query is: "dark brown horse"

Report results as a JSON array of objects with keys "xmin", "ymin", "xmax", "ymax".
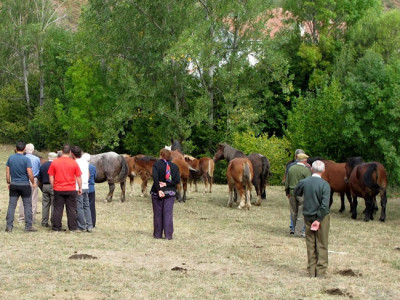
[
  {"xmin": 184, "ymin": 155, "xmax": 215, "ymax": 193},
  {"xmin": 213, "ymin": 143, "xmax": 270, "ymax": 205},
  {"xmin": 90, "ymin": 152, "xmax": 129, "ymax": 202},
  {"xmin": 227, "ymin": 158, "xmax": 253, "ymax": 209},
  {"xmin": 345, "ymin": 157, "xmax": 388, "ymax": 222}
]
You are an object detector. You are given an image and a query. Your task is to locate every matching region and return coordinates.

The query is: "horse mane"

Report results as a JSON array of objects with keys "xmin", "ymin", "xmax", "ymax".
[
  {"xmin": 184, "ymin": 154, "xmax": 196, "ymax": 161},
  {"xmin": 135, "ymin": 155, "xmax": 157, "ymax": 162},
  {"xmin": 347, "ymin": 157, "xmax": 364, "ymax": 169},
  {"xmin": 221, "ymin": 143, "xmax": 246, "ymax": 161}
]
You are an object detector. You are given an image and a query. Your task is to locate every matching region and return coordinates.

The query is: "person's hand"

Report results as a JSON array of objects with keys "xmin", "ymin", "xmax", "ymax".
[
  {"xmin": 159, "ymin": 182, "xmax": 166, "ymax": 188},
  {"xmin": 287, "ymin": 194, "xmax": 290, "ymax": 199},
  {"xmin": 7, "ymin": 183, "xmax": 10, "ymax": 190},
  {"xmin": 158, "ymin": 190, "xmax": 165, "ymax": 198},
  {"xmin": 311, "ymin": 220, "xmax": 320, "ymax": 231},
  {"xmin": 77, "ymin": 188, "xmax": 82, "ymax": 196}
]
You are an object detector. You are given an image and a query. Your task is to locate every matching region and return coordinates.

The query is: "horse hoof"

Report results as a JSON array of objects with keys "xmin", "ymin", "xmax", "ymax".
[
  {"xmin": 379, "ymin": 218, "xmax": 385, "ymax": 222},
  {"xmin": 363, "ymin": 218, "xmax": 370, "ymax": 222}
]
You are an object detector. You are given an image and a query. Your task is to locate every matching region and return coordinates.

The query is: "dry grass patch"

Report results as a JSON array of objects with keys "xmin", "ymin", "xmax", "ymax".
[{"xmin": 1, "ymin": 144, "xmax": 400, "ymax": 299}]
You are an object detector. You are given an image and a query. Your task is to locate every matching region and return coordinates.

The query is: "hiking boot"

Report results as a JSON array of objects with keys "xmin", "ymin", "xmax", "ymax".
[{"xmin": 25, "ymin": 227, "xmax": 38, "ymax": 232}]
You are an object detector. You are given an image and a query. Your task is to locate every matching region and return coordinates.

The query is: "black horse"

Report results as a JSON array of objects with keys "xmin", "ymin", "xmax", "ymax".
[
  {"xmin": 90, "ymin": 152, "xmax": 129, "ymax": 202},
  {"xmin": 213, "ymin": 143, "xmax": 271, "ymax": 205}
]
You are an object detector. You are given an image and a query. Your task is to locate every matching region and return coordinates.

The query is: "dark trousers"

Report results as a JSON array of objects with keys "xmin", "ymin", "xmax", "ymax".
[
  {"xmin": 7, "ymin": 184, "xmax": 32, "ymax": 229},
  {"xmin": 88, "ymin": 191, "xmax": 96, "ymax": 227},
  {"xmin": 53, "ymin": 190, "xmax": 78, "ymax": 231},
  {"xmin": 151, "ymin": 194, "xmax": 174, "ymax": 239}
]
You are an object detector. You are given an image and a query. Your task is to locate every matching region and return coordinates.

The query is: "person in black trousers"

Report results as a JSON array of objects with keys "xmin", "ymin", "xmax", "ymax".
[{"xmin": 150, "ymin": 148, "xmax": 180, "ymax": 240}]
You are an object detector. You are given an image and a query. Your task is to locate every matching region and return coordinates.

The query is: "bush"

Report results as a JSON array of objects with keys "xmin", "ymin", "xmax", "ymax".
[{"xmin": 232, "ymin": 131, "xmax": 292, "ymax": 185}]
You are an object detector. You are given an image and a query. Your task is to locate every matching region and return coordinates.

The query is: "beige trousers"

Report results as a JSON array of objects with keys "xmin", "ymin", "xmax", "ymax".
[{"xmin": 18, "ymin": 178, "xmax": 39, "ymax": 223}]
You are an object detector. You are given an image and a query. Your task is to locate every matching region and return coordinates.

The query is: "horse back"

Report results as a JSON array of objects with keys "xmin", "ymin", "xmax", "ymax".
[
  {"xmin": 199, "ymin": 157, "xmax": 214, "ymax": 177},
  {"xmin": 171, "ymin": 158, "xmax": 189, "ymax": 180},
  {"xmin": 91, "ymin": 152, "xmax": 128, "ymax": 183},
  {"xmin": 322, "ymin": 161, "xmax": 349, "ymax": 193},
  {"xmin": 350, "ymin": 162, "xmax": 387, "ymax": 197},
  {"xmin": 227, "ymin": 158, "xmax": 253, "ymax": 186}
]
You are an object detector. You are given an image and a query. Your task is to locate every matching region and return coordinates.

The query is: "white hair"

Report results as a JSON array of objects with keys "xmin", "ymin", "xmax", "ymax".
[
  {"xmin": 25, "ymin": 143, "xmax": 34, "ymax": 154},
  {"xmin": 81, "ymin": 153, "xmax": 91, "ymax": 162},
  {"xmin": 312, "ymin": 160, "xmax": 325, "ymax": 173}
]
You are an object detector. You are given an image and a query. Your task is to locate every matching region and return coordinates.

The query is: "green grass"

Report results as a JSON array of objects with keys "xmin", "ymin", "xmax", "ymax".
[{"xmin": 1, "ymin": 144, "xmax": 400, "ymax": 299}]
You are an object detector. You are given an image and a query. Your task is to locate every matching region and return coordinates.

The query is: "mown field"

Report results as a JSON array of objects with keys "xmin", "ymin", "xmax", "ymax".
[{"xmin": 1, "ymin": 144, "xmax": 400, "ymax": 299}]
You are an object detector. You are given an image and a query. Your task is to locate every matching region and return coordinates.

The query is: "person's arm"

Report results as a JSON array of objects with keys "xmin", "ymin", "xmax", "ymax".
[
  {"xmin": 76, "ymin": 176, "xmax": 82, "ymax": 195},
  {"xmin": 293, "ymin": 180, "xmax": 304, "ymax": 197},
  {"xmin": 27, "ymin": 167, "xmax": 35, "ymax": 185},
  {"xmin": 6, "ymin": 166, "xmax": 10, "ymax": 190},
  {"xmin": 49, "ymin": 175, "xmax": 54, "ymax": 188},
  {"xmin": 152, "ymin": 165, "xmax": 160, "ymax": 192},
  {"xmin": 316, "ymin": 182, "xmax": 331, "ymax": 222}
]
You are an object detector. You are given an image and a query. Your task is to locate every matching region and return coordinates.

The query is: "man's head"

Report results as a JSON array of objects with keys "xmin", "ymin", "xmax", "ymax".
[
  {"xmin": 16, "ymin": 141, "xmax": 26, "ymax": 152},
  {"xmin": 296, "ymin": 152, "xmax": 309, "ymax": 162},
  {"xmin": 25, "ymin": 143, "xmax": 34, "ymax": 154},
  {"xmin": 312, "ymin": 160, "xmax": 325, "ymax": 173},
  {"xmin": 48, "ymin": 152, "xmax": 58, "ymax": 161},
  {"xmin": 71, "ymin": 146, "xmax": 82, "ymax": 159},
  {"xmin": 62, "ymin": 144, "xmax": 71, "ymax": 155},
  {"xmin": 294, "ymin": 149, "xmax": 305, "ymax": 159}
]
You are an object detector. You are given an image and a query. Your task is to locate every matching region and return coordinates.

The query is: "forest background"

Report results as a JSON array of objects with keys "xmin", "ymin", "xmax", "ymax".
[{"xmin": 1, "ymin": 0, "xmax": 400, "ymax": 185}]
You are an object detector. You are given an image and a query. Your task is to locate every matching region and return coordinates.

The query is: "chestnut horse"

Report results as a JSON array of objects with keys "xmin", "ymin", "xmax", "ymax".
[
  {"xmin": 90, "ymin": 152, "xmax": 129, "ymax": 202},
  {"xmin": 125, "ymin": 155, "xmax": 157, "ymax": 197},
  {"xmin": 345, "ymin": 157, "xmax": 388, "ymax": 222},
  {"xmin": 213, "ymin": 143, "xmax": 270, "ymax": 205},
  {"xmin": 184, "ymin": 155, "xmax": 214, "ymax": 193},
  {"xmin": 171, "ymin": 158, "xmax": 189, "ymax": 202},
  {"xmin": 226, "ymin": 158, "xmax": 253, "ymax": 210}
]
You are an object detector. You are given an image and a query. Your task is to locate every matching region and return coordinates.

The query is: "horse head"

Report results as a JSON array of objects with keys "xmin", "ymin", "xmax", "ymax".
[{"xmin": 213, "ymin": 144, "xmax": 225, "ymax": 162}]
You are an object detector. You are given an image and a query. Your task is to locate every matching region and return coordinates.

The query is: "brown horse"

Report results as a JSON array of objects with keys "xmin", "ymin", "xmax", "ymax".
[
  {"xmin": 345, "ymin": 157, "xmax": 388, "ymax": 222},
  {"xmin": 171, "ymin": 158, "xmax": 189, "ymax": 202},
  {"xmin": 226, "ymin": 158, "xmax": 253, "ymax": 210},
  {"xmin": 213, "ymin": 143, "xmax": 270, "ymax": 205},
  {"xmin": 125, "ymin": 155, "xmax": 157, "ymax": 197},
  {"xmin": 184, "ymin": 155, "xmax": 215, "ymax": 193}
]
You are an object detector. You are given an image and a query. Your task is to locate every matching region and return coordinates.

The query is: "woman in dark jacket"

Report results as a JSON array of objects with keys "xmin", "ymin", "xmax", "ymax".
[{"xmin": 150, "ymin": 148, "xmax": 180, "ymax": 240}]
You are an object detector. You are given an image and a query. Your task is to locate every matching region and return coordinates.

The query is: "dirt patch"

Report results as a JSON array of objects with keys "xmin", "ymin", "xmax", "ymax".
[
  {"xmin": 171, "ymin": 266, "xmax": 187, "ymax": 272},
  {"xmin": 69, "ymin": 254, "xmax": 98, "ymax": 260},
  {"xmin": 395, "ymin": 247, "xmax": 400, "ymax": 251},
  {"xmin": 325, "ymin": 288, "xmax": 353, "ymax": 298},
  {"xmin": 336, "ymin": 269, "xmax": 362, "ymax": 277}
]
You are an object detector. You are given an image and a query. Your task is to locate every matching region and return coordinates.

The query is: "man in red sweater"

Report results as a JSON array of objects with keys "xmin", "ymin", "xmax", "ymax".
[{"xmin": 48, "ymin": 144, "xmax": 82, "ymax": 232}]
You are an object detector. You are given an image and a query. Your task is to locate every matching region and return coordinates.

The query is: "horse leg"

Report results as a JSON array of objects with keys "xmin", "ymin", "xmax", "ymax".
[
  {"xmin": 329, "ymin": 191, "xmax": 334, "ymax": 208},
  {"xmin": 379, "ymin": 191, "xmax": 387, "ymax": 222},
  {"xmin": 339, "ymin": 192, "xmax": 345, "ymax": 213},
  {"xmin": 182, "ymin": 179, "xmax": 187, "ymax": 203},
  {"xmin": 176, "ymin": 183, "xmax": 182, "ymax": 202},
  {"xmin": 227, "ymin": 184, "xmax": 234, "ymax": 207},
  {"xmin": 129, "ymin": 175, "xmax": 134, "ymax": 197},
  {"xmin": 254, "ymin": 178, "xmax": 262, "ymax": 206},
  {"xmin": 351, "ymin": 196, "xmax": 358, "ymax": 220},
  {"xmin": 141, "ymin": 177, "xmax": 148, "ymax": 197},
  {"xmin": 236, "ymin": 183, "xmax": 246, "ymax": 209},
  {"xmin": 346, "ymin": 191, "xmax": 353, "ymax": 213},
  {"xmin": 363, "ymin": 197, "xmax": 372, "ymax": 222},
  {"xmin": 106, "ymin": 182, "xmax": 115, "ymax": 202},
  {"xmin": 120, "ymin": 180, "xmax": 126, "ymax": 202},
  {"xmin": 246, "ymin": 185, "xmax": 252, "ymax": 210},
  {"xmin": 203, "ymin": 174, "xmax": 208, "ymax": 193},
  {"xmin": 209, "ymin": 175, "xmax": 213, "ymax": 193}
]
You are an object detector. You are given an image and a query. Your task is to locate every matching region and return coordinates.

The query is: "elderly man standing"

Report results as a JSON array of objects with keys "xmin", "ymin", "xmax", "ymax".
[
  {"xmin": 18, "ymin": 143, "xmax": 41, "ymax": 224},
  {"xmin": 37, "ymin": 152, "xmax": 58, "ymax": 228},
  {"xmin": 294, "ymin": 160, "xmax": 331, "ymax": 278},
  {"xmin": 285, "ymin": 152, "xmax": 311, "ymax": 237}
]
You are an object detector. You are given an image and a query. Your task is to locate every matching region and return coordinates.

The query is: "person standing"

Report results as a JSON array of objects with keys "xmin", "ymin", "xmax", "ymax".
[
  {"xmin": 294, "ymin": 160, "xmax": 331, "ymax": 278},
  {"xmin": 150, "ymin": 147, "xmax": 180, "ymax": 240},
  {"xmin": 37, "ymin": 152, "xmax": 58, "ymax": 228},
  {"xmin": 18, "ymin": 143, "xmax": 41, "ymax": 224},
  {"xmin": 71, "ymin": 146, "xmax": 92, "ymax": 232},
  {"xmin": 285, "ymin": 152, "xmax": 311, "ymax": 237},
  {"xmin": 5, "ymin": 141, "xmax": 37, "ymax": 232},
  {"xmin": 83, "ymin": 153, "xmax": 97, "ymax": 228},
  {"xmin": 48, "ymin": 144, "xmax": 82, "ymax": 232}
]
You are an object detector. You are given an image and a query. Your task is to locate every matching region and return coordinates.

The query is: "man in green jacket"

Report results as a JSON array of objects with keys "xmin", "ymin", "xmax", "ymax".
[
  {"xmin": 294, "ymin": 160, "xmax": 331, "ymax": 278},
  {"xmin": 285, "ymin": 153, "xmax": 311, "ymax": 237}
]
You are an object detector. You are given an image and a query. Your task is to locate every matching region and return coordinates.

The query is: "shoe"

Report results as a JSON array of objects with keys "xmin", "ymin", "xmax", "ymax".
[
  {"xmin": 70, "ymin": 229, "xmax": 84, "ymax": 233},
  {"xmin": 290, "ymin": 230, "xmax": 294, "ymax": 235},
  {"xmin": 41, "ymin": 224, "xmax": 50, "ymax": 228},
  {"xmin": 25, "ymin": 227, "xmax": 38, "ymax": 232},
  {"xmin": 87, "ymin": 229, "xmax": 93, "ymax": 233},
  {"xmin": 5, "ymin": 227, "xmax": 12, "ymax": 232}
]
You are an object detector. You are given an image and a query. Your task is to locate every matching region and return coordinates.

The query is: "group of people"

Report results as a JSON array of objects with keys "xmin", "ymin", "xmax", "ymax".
[
  {"xmin": 285, "ymin": 149, "xmax": 331, "ymax": 278},
  {"xmin": 5, "ymin": 142, "xmax": 97, "ymax": 233}
]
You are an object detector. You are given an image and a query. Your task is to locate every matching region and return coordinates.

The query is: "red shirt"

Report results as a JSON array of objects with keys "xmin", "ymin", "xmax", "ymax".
[{"xmin": 48, "ymin": 156, "xmax": 82, "ymax": 191}]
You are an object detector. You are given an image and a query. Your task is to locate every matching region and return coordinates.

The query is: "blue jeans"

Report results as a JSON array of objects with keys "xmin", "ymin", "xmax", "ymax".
[
  {"xmin": 76, "ymin": 189, "xmax": 93, "ymax": 230},
  {"xmin": 7, "ymin": 184, "xmax": 32, "ymax": 229}
]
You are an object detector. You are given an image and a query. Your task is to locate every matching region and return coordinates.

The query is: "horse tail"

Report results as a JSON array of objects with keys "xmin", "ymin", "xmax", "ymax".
[
  {"xmin": 116, "ymin": 155, "xmax": 129, "ymax": 183},
  {"xmin": 208, "ymin": 159, "xmax": 214, "ymax": 177},
  {"xmin": 364, "ymin": 163, "xmax": 381, "ymax": 191},
  {"xmin": 261, "ymin": 156, "xmax": 270, "ymax": 183},
  {"xmin": 243, "ymin": 162, "xmax": 252, "ymax": 186}
]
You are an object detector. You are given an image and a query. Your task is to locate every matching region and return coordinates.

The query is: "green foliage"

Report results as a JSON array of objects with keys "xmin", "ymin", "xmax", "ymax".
[
  {"xmin": 231, "ymin": 131, "xmax": 292, "ymax": 185},
  {"xmin": 0, "ymin": 83, "xmax": 29, "ymax": 142}
]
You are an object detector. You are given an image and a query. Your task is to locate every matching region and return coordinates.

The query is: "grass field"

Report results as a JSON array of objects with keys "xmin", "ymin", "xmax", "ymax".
[{"xmin": 1, "ymin": 144, "xmax": 400, "ymax": 299}]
